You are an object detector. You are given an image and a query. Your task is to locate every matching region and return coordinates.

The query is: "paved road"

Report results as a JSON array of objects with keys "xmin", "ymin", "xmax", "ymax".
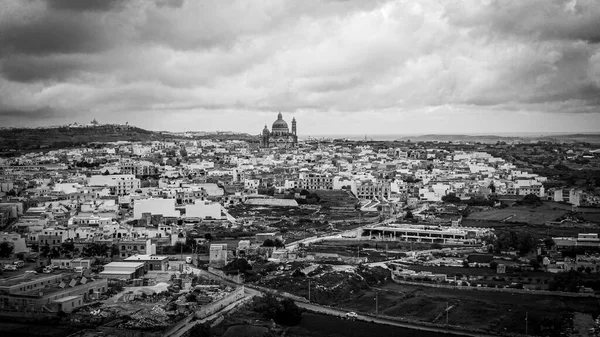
[
  {"xmin": 295, "ymin": 302, "xmax": 495, "ymax": 337},
  {"xmin": 285, "ymin": 219, "xmax": 392, "ymax": 251}
]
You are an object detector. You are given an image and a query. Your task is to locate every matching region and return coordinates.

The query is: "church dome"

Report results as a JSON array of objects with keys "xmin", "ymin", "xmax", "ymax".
[{"xmin": 271, "ymin": 112, "xmax": 289, "ymax": 134}]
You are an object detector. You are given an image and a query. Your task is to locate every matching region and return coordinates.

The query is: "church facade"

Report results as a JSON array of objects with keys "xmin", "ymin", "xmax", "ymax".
[{"xmin": 261, "ymin": 112, "xmax": 298, "ymax": 148}]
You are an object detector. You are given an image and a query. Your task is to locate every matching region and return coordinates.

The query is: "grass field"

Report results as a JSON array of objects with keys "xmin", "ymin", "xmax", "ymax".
[
  {"xmin": 461, "ymin": 220, "xmax": 600, "ymax": 238},
  {"xmin": 467, "ymin": 207, "xmax": 567, "ymax": 225},
  {"xmin": 356, "ymin": 283, "xmax": 600, "ymax": 335},
  {"xmin": 288, "ymin": 312, "xmax": 460, "ymax": 337}
]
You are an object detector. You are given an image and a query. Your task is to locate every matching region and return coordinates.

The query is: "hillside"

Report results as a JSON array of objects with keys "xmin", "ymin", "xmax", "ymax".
[{"xmin": 0, "ymin": 125, "xmax": 178, "ymax": 152}]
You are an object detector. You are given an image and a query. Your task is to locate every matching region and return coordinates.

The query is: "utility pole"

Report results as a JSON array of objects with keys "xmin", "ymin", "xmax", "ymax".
[
  {"xmin": 308, "ymin": 279, "xmax": 311, "ymax": 303},
  {"xmin": 446, "ymin": 301, "xmax": 449, "ymax": 325},
  {"xmin": 376, "ymin": 291, "xmax": 379, "ymax": 315},
  {"xmin": 525, "ymin": 311, "xmax": 528, "ymax": 335}
]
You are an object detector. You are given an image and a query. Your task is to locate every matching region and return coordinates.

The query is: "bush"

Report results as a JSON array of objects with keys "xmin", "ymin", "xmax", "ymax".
[
  {"xmin": 251, "ymin": 293, "xmax": 303, "ymax": 326},
  {"xmin": 185, "ymin": 293, "xmax": 197, "ymax": 303}
]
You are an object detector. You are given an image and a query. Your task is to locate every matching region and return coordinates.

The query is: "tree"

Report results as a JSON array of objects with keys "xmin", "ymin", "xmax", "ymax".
[
  {"xmin": 548, "ymin": 270, "xmax": 581, "ymax": 293},
  {"xmin": 61, "ymin": 241, "xmax": 75, "ymax": 257},
  {"xmin": 441, "ymin": 193, "xmax": 461, "ymax": 204},
  {"xmin": 6, "ymin": 189, "xmax": 16, "ymax": 197},
  {"xmin": 252, "ymin": 293, "xmax": 302, "ymax": 326},
  {"xmin": 188, "ymin": 323, "xmax": 211, "ymax": 337},
  {"xmin": 223, "ymin": 258, "xmax": 252, "ymax": 273},
  {"xmin": 110, "ymin": 244, "xmax": 119, "ymax": 257},
  {"xmin": 405, "ymin": 211, "xmax": 413, "ymax": 219},
  {"xmin": 204, "ymin": 233, "xmax": 213, "ymax": 241},
  {"xmin": 543, "ymin": 238, "xmax": 555, "ymax": 249},
  {"xmin": 274, "ymin": 239, "xmax": 285, "ymax": 248},
  {"xmin": 529, "ymin": 259, "xmax": 541, "ymax": 270},
  {"xmin": 263, "ymin": 239, "xmax": 275, "ymax": 247},
  {"xmin": 517, "ymin": 194, "xmax": 542, "ymax": 206},
  {"xmin": 276, "ymin": 298, "xmax": 303, "ymax": 326},
  {"xmin": 0, "ymin": 242, "xmax": 14, "ymax": 258},
  {"xmin": 489, "ymin": 261, "xmax": 499, "ymax": 270},
  {"xmin": 40, "ymin": 243, "xmax": 50, "ymax": 258}
]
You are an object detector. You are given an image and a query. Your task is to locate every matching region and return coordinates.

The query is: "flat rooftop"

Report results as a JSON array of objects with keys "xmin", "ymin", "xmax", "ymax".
[
  {"xmin": 124, "ymin": 255, "xmax": 168, "ymax": 261},
  {"xmin": 0, "ymin": 273, "xmax": 61, "ymax": 288},
  {"xmin": 104, "ymin": 262, "xmax": 145, "ymax": 268},
  {"xmin": 52, "ymin": 295, "xmax": 83, "ymax": 303}
]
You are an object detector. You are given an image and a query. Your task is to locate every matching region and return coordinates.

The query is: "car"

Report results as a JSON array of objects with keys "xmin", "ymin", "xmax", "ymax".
[
  {"xmin": 13, "ymin": 260, "xmax": 25, "ymax": 268},
  {"xmin": 3, "ymin": 265, "xmax": 17, "ymax": 271},
  {"xmin": 43, "ymin": 267, "xmax": 53, "ymax": 274},
  {"xmin": 24, "ymin": 270, "xmax": 37, "ymax": 275},
  {"xmin": 345, "ymin": 312, "xmax": 358, "ymax": 320}
]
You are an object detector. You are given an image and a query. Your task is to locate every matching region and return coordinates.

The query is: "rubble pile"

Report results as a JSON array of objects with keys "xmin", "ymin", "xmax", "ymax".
[{"xmin": 118, "ymin": 305, "xmax": 171, "ymax": 329}]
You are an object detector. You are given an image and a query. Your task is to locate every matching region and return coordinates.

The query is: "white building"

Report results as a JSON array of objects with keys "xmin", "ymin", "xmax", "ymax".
[
  {"xmin": 133, "ymin": 198, "xmax": 180, "ymax": 219},
  {"xmin": 88, "ymin": 175, "xmax": 140, "ymax": 196},
  {"xmin": 209, "ymin": 244, "xmax": 228, "ymax": 268},
  {"xmin": 185, "ymin": 201, "xmax": 222, "ymax": 219}
]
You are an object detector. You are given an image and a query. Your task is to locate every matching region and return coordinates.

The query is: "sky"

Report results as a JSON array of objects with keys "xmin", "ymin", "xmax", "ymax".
[{"xmin": 1, "ymin": 0, "xmax": 600, "ymax": 135}]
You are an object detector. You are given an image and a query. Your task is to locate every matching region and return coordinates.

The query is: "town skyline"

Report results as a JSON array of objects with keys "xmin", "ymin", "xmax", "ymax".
[{"xmin": 1, "ymin": 0, "xmax": 600, "ymax": 133}]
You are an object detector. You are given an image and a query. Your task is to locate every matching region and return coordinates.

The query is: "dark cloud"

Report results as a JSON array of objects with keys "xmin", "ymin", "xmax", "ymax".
[
  {"xmin": 155, "ymin": 0, "xmax": 185, "ymax": 8},
  {"xmin": 0, "ymin": 54, "xmax": 88, "ymax": 82},
  {"xmin": 45, "ymin": 0, "xmax": 124, "ymax": 12},
  {"xmin": 0, "ymin": 14, "xmax": 114, "ymax": 56},
  {"xmin": 0, "ymin": 0, "xmax": 599, "ymax": 132},
  {"xmin": 0, "ymin": 106, "xmax": 62, "ymax": 125}
]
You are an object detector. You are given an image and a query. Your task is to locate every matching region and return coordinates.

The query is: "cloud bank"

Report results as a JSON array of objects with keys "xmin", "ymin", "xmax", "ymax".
[{"xmin": 1, "ymin": 0, "xmax": 599, "ymax": 134}]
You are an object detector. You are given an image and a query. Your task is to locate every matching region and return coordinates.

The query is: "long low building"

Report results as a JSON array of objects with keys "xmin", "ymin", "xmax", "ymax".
[
  {"xmin": 360, "ymin": 223, "xmax": 493, "ymax": 244},
  {"xmin": 0, "ymin": 273, "xmax": 107, "ymax": 312},
  {"xmin": 554, "ymin": 233, "xmax": 600, "ymax": 249},
  {"xmin": 123, "ymin": 254, "xmax": 169, "ymax": 272},
  {"xmin": 98, "ymin": 261, "xmax": 145, "ymax": 280}
]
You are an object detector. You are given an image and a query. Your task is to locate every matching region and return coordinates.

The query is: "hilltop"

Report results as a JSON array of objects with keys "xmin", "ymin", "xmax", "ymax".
[
  {"xmin": 0, "ymin": 124, "xmax": 176, "ymax": 152},
  {"xmin": 0, "ymin": 125, "xmax": 261, "ymax": 154}
]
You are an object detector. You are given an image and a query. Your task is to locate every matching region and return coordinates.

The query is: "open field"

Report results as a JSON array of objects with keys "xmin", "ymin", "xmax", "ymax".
[
  {"xmin": 467, "ymin": 206, "xmax": 567, "ymax": 225},
  {"xmin": 461, "ymin": 220, "xmax": 600, "ymax": 238},
  {"xmin": 287, "ymin": 312, "xmax": 461, "ymax": 337},
  {"xmin": 215, "ymin": 308, "xmax": 460, "ymax": 337},
  {"xmin": 339, "ymin": 283, "xmax": 600, "ymax": 336}
]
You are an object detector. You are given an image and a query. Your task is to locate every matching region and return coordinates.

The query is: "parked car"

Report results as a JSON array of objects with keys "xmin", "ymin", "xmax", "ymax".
[
  {"xmin": 345, "ymin": 312, "xmax": 358, "ymax": 320},
  {"xmin": 3, "ymin": 264, "xmax": 17, "ymax": 271},
  {"xmin": 13, "ymin": 260, "xmax": 25, "ymax": 268},
  {"xmin": 24, "ymin": 270, "xmax": 37, "ymax": 275},
  {"xmin": 43, "ymin": 267, "xmax": 53, "ymax": 274}
]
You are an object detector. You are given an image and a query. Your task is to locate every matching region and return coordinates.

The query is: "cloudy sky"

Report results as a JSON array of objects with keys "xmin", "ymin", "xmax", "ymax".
[{"xmin": 1, "ymin": 0, "xmax": 600, "ymax": 135}]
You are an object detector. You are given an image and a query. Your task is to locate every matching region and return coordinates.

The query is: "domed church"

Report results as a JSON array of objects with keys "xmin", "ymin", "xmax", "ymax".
[{"xmin": 261, "ymin": 112, "xmax": 298, "ymax": 148}]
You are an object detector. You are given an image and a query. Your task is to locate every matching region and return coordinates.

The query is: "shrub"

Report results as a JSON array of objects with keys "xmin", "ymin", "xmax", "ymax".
[{"xmin": 252, "ymin": 293, "xmax": 303, "ymax": 326}]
